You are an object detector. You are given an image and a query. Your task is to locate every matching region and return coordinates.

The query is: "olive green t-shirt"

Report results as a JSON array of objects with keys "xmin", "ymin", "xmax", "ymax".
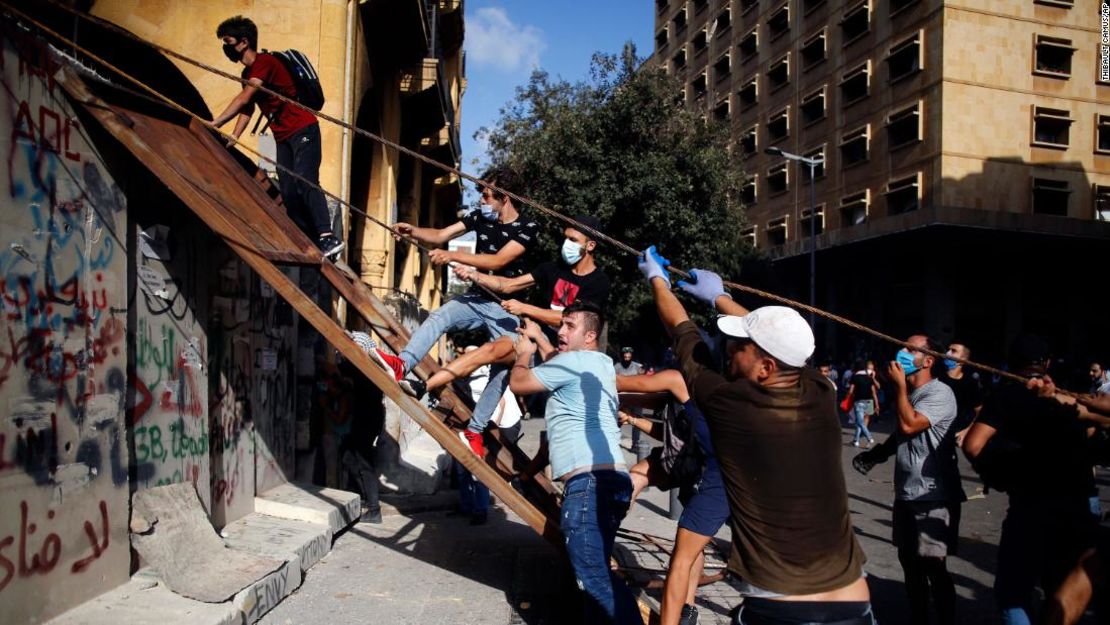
[{"xmin": 673, "ymin": 321, "xmax": 866, "ymax": 595}]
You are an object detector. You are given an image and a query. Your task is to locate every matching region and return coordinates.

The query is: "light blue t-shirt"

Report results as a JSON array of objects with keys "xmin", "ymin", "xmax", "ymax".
[{"xmin": 532, "ymin": 350, "xmax": 626, "ymax": 479}]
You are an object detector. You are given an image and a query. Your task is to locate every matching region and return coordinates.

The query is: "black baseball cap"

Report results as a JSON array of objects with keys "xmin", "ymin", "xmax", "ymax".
[{"xmin": 568, "ymin": 214, "xmax": 602, "ymax": 241}]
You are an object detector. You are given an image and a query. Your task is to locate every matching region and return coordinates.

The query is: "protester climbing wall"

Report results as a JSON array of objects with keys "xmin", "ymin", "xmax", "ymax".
[{"xmin": 0, "ymin": 34, "xmax": 130, "ymax": 624}]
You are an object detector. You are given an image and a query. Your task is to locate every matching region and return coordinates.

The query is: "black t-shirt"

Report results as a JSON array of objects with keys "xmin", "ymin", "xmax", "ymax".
[
  {"xmin": 529, "ymin": 261, "xmax": 610, "ymax": 311},
  {"xmin": 849, "ymin": 372, "xmax": 875, "ymax": 401},
  {"xmin": 460, "ymin": 211, "xmax": 540, "ymax": 289},
  {"xmin": 673, "ymin": 321, "xmax": 866, "ymax": 596},
  {"xmin": 976, "ymin": 381, "xmax": 1092, "ymax": 500},
  {"xmin": 939, "ymin": 373, "xmax": 983, "ymax": 431}
]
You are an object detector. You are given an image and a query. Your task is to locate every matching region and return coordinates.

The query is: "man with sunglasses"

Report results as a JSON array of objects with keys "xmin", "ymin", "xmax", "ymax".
[
  {"xmin": 391, "ymin": 166, "xmax": 540, "ymax": 412},
  {"xmin": 638, "ymin": 248, "xmax": 872, "ymax": 625}
]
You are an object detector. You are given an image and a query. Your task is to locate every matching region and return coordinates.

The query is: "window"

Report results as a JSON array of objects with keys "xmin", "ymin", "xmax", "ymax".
[
  {"xmin": 768, "ymin": 54, "xmax": 790, "ymax": 90},
  {"xmin": 768, "ymin": 107, "xmax": 790, "ymax": 141},
  {"xmin": 767, "ymin": 163, "xmax": 789, "ymax": 194},
  {"xmin": 887, "ymin": 102, "xmax": 922, "ymax": 149},
  {"xmin": 803, "ymin": 0, "xmax": 827, "ymax": 14},
  {"xmin": 801, "ymin": 30, "xmax": 827, "ymax": 70},
  {"xmin": 656, "ymin": 0, "xmax": 669, "ymax": 14},
  {"xmin": 742, "ymin": 176, "xmax": 758, "ymax": 204},
  {"xmin": 799, "ymin": 205, "xmax": 825, "ymax": 235},
  {"xmin": 1032, "ymin": 106, "xmax": 1072, "ymax": 148},
  {"xmin": 885, "ymin": 173, "xmax": 920, "ymax": 215},
  {"xmin": 767, "ymin": 217, "xmax": 788, "ymax": 246},
  {"xmin": 840, "ymin": 61, "xmax": 870, "ymax": 105},
  {"xmin": 714, "ymin": 8, "xmax": 731, "ymax": 33},
  {"xmin": 1097, "ymin": 114, "xmax": 1110, "ymax": 154},
  {"xmin": 840, "ymin": 190, "xmax": 870, "ymax": 225},
  {"xmin": 739, "ymin": 28, "xmax": 758, "ymax": 62},
  {"xmin": 1034, "ymin": 35, "xmax": 1075, "ymax": 77},
  {"xmin": 839, "ymin": 124, "xmax": 870, "ymax": 167},
  {"xmin": 1034, "ymin": 0, "xmax": 1074, "ymax": 6},
  {"xmin": 741, "ymin": 125, "xmax": 758, "ymax": 155},
  {"xmin": 1031, "ymin": 178, "xmax": 1070, "ymax": 216},
  {"xmin": 769, "ymin": 3, "xmax": 790, "ymax": 39},
  {"xmin": 714, "ymin": 54, "xmax": 731, "ymax": 83},
  {"xmin": 714, "ymin": 98, "xmax": 730, "ymax": 122},
  {"xmin": 672, "ymin": 48, "xmax": 687, "ymax": 70},
  {"xmin": 690, "ymin": 72, "xmax": 708, "ymax": 99},
  {"xmin": 891, "ymin": 0, "xmax": 921, "ymax": 14},
  {"xmin": 693, "ymin": 0, "xmax": 708, "ymax": 13},
  {"xmin": 1095, "ymin": 185, "xmax": 1110, "ymax": 221},
  {"xmin": 740, "ymin": 0, "xmax": 758, "ymax": 15},
  {"xmin": 801, "ymin": 146, "xmax": 826, "ymax": 181},
  {"xmin": 692, "ymin": 28, "xmax": 708, "ymax": 56},
  {"xmin": 672, "ymin": 7, "xmax": 688, "ymax": 31},
  {"xmin": 800, "ymin": 87, "xmax": 826, "ymax": 125},
  {"xmin": 887, "ymin": 31, "xmax": 922, "ymax": 82},
  {"xmin": 738, "ymin": 75, "xmax": 758, "ymax": 109},
  {"xmin": 740, "ymin": 226, "xmax": 757, "ymax": 246},
  {"xmin": 656, "ymin": 28, "xmax": 668, "ymax": 51},
  {"xmin": 841, "ymin": 1, "xmax": 870, "ymax": 45}
]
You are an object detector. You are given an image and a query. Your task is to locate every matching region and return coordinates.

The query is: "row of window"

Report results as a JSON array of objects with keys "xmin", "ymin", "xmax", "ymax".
[
  {"xmin": 740, "ymin": 174, "xmax": 920, "ymax": 246},
  {"xmin": 741, "ymin": 178, "xmax": 1106, "ymax": 248},
  {"xmin": 732, "ymin": 99, "xmax": 921, "ymax": 179},
  {"xmin": 658, "ymin": 0, "xmax": 1073, "ymax": 22},
  {"xmin": 659, "ymin": 0, "xmax": 929, "ymax": 55},
  {"xmin": 683, "ymin": 29, "xmax": 922, "ymax": 105},
  {"xmin": 732, "ymin": 106, "xmax": 1108, "ymax": 202},
  {"xmin": 1031, "ymin": 110, "xmax": 1110, "ymax": 152}
]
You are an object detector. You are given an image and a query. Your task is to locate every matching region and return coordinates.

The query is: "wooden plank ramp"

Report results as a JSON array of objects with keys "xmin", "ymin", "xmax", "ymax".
[{"xmin": 57, "ymin": 65, "xmax": 660, "ymax": 623}]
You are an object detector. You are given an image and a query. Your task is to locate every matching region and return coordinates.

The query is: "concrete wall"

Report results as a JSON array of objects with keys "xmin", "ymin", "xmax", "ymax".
[{"xmin": 0, "ymin": 35, "xmax": 131, "ymax": 625}]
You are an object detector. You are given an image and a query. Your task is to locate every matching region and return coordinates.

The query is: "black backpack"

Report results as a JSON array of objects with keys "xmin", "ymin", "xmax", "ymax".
[{"xmin": 267, "ymin": 49, "xmax": 325, "ymax": 111}]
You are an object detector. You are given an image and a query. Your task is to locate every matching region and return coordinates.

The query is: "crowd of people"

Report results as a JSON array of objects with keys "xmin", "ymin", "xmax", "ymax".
[
  {"xmin": 205, "ymin": 17, "xmax": 1108, "ymax": 624},
  {"xmin": 352, "ymin": 164, "xmax": 1109, "ymax": 625}
]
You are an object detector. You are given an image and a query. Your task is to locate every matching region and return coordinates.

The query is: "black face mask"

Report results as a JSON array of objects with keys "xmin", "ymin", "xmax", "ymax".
[{"xmin": 222, "ymin": 41, "xmax": 244, "ymax": 62}]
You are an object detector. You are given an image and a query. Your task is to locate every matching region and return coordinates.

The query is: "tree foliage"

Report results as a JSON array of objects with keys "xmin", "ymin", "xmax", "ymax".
[{"xmin": 480, "ymin": 44, "xmax": 754, "ymax": 341}]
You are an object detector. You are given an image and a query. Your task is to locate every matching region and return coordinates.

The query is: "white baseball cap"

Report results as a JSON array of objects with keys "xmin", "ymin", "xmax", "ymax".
[{"xmin": 716, "ymin": 306, "xmax": 814, "ymax": 368}]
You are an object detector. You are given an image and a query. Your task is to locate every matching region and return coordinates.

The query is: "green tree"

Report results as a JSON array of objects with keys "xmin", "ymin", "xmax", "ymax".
[{"xmin": 481, "ymin": 44, "xmax": 754, "ymax": 342}]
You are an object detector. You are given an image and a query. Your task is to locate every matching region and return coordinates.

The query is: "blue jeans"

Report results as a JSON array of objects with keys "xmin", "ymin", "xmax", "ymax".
[
  {"xmin": 467, "ymin": 363, "xmax": 510, "ymax": 433},
  {"xmin": 454, "ymin": 460, "xmax": 489, "ymax": 515},
  {"xmin": 399, "ymin": 291, "xmax": 519, "ymax": 373},
  {"xmin": 561, "ymin": 471, "xmax": 643, "ymax": 625},
  {"xmin": 852, "ymin": 401, "xmax": 874, "ymax": 444}
]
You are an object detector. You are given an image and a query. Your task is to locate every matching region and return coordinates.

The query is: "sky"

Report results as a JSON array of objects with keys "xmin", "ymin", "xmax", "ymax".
[{"xmin": 459, "ymin": 1, "xmax": 653, "ymax": 205}]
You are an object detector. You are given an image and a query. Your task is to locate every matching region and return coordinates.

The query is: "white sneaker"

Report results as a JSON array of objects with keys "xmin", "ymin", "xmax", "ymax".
[{"xmin": 852, "ymin": 441, "xmax": 860, "ymax": 447}]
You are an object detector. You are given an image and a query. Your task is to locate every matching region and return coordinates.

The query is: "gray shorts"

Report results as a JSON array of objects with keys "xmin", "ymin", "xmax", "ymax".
[{"xmin": 893, "ymin": 500, "xmax": 961, "ymax": 558}]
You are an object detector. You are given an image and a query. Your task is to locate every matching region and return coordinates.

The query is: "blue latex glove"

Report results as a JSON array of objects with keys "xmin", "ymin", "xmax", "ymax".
[
  {"xmin": 676, "ymin": 269, "xmax": 728, "ymax": 306},
  {"xmin": 638, "ymin": 245, "xmax": 671, "ymax": 287}
]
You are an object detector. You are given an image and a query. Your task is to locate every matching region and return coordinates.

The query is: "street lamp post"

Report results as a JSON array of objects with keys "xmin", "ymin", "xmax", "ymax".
[{"xmin": 765, "ymin": 146, "xmax": 824, "ymax": 326}]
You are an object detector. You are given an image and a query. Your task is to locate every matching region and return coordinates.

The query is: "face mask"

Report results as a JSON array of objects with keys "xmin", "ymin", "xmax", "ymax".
[
  {"xmin": 222, "ymin": 41, "xmax": 244, "ymax": 62},
  {"xmin": 561, "ymin": 239, "xmax": 583, "ymax": 264},
  {"xmin": 944, "ymin": 358, "xmax": 959, "ymax": 371},
  {"xmin": 896, "ymin": 349, "xmax": 920, "ymax": 375},
  {"xmin": 478, "ymin": 204, "xmax": 499, "ymax": 221}
]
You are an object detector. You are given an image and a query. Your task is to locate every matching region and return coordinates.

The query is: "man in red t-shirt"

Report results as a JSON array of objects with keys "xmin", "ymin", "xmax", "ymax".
[{"xmin": 211, "ymin": 16, "xmax": 343, "ymax": 260}]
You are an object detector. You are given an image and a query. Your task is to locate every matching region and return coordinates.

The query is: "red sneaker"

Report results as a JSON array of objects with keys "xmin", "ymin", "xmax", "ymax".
[
  {"xmin": 459, "ymin": 430, "xmax": 485, "ymax": 457},
  {"xmin": 369, "ymin": 348, "xmax": 405, "ymax": 382}
]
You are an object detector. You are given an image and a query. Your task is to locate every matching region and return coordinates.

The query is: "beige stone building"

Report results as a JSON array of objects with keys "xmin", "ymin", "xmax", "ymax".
[
  {"xmin": 652, "ymin": 0, "xmax": 1110, "ymax": 362},
  {"xmin": 93, "ymin": 0, "xmax": 465, "ymax": 312}
]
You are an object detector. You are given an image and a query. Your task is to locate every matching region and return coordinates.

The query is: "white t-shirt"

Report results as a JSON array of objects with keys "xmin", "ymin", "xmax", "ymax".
[{"xmin": 465, "ymin": 359, "xmax": 520, "ymax": 429}]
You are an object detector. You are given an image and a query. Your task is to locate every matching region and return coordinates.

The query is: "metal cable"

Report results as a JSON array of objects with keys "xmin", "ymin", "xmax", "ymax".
[{"xmin": 9, "ymin": 1, "xmax": 1069, "ymax": 393}]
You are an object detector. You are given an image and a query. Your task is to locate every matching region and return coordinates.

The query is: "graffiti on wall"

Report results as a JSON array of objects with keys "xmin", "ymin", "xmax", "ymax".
[
  {"xmin": 0, "ymin": 31, "xmax": 130, "ymax": 624},
  {"xmin": 128, "ymin": 222, "xmax": 211, "ymax": 508}
]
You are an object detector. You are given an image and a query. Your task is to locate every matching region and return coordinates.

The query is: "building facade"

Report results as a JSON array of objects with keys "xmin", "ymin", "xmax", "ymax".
[
  {"xmin": 91, "ymin": 0, "xmax": 465, "ymax": 314},
  {"xmin": 1, "ymin": 3, "xmax": 465, "ymax": 623},
  {"xmin": 653, "ymin": 0, "xmax": 1110, "ymax": 366}
]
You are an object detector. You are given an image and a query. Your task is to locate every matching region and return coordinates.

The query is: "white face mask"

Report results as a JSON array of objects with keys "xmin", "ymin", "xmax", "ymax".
[{"xmin": 561, "ymin": 239, "xmax": 583, "ymax": 264}]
